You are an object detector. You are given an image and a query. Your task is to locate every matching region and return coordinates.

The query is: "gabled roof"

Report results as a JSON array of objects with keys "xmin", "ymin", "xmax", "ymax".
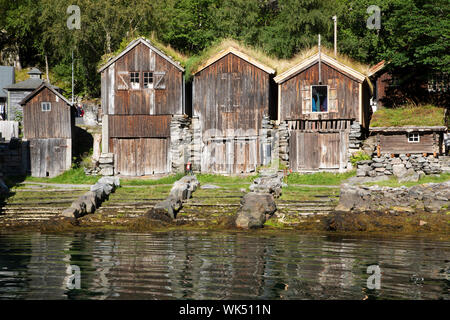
[
  {"xmin": 0, "ymin": 66, "xmax": 15, "ymax": 98},
  {"xmin": 370, "ymin": 126, "xmax": 447, "ymax": 133},
  {"xmin": 98, "ymin": 37, "xmax": 185, "ymax": 73},
  {"xmin": 27, "ymin": 67, "xmax": 43, "ymax": 75},
  {"xmin": 20, "ymin": 82, "xmax": 72, "ymax": 106},
  {"xmin": 193, "ymin": 47, "xmax": 276, "ymax": 75},
  {"xmin": 274, "ymin": 52, "xmax": 366, "ymax": 84},
  {"xmin": 4, "ymin": 78, "xmax": 44, "ymax": 91},
  {"xmin": 368, "ymin": 60, "xmax": 387, "ymax": 77}
]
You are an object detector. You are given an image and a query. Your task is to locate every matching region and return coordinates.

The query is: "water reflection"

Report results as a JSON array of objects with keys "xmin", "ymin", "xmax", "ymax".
[{"xmin": 0, "ymin": 232, "xmax": 448, "ymax": 300}]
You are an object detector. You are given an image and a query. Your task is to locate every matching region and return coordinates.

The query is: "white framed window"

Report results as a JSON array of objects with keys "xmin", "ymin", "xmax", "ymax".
[
  {"xmin": 130, "ymin": 72, "xmax": 140, "ymax": 89},
  {"xmin": 143, "ymin": 72, "xmax": 153, "ymax": 88},
  {"xmin": 311, "ymin": 85, "xmax": 328, "ymax": 113},
  {"xmin": 408, "ymin": 133, "xmax": 420, "ymax": 143},
  {"xmin": 41, "ymin": 102, "xmax": 51, "ymax": 112}
]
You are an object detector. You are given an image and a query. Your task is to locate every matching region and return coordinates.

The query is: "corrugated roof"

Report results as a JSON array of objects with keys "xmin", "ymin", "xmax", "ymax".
[{"xmin": 0, "ymin": 66, "xmax": 15, "ymax": 98}]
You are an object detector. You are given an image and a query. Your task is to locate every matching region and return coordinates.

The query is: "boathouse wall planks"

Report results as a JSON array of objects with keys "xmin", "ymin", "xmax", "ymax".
[
  {"xmin": 275, "ymin": 53, "xmax": 371, "ymax": 172},
  {"xmin": 99, "ymin": 38, "xmax": 185, "ymax": 176},
  {"xmin": 193, "ymin": 50, "xmax": 275, "ymax": 173},
  {"xmin": 21, "ymin": 83, "xmax": 74, "ymax": 177}
]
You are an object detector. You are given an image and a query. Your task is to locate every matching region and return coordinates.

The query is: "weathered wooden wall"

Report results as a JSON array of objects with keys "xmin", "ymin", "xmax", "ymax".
[
  {"xmin": 110, "ymin": 138, "xmax": 169, "ymax": 175},
  {"xmin": 279, "ymin": 62, "xmax": 360, "ymax": 121},
  {"xmin": 102, "ymin": 42, "xmax": 183, "ymax": 116},
  {"xmin": 108, "ymin": 115, "xmax": 171, "ymax": 138},
  {"xmin": 8, "ymin": 90, "xmax": 32, "ymax": 120},
  {"xmin": 23, "ymin": 87, "xmax": 73, "ymax": 139},
  {"xmin": 101, "ymin": 41, "xmax": 184, "ymax": 175},
  {"xmin": 29, "ymin": 138, "xmax": 71, "ymax": 177},
  {"xmin": 378, "ymin": 132, "xmax": 441, "ymax": 154},
  {"xmin": 193, "ymin": 53, "xmax": 270, "ymax": 173},
  {"xmin": 289, "ymin": 131, "xmax": 348, "ymax": 170}
]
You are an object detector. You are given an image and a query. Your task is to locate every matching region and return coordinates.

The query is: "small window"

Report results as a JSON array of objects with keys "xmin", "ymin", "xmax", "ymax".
[
  {"xmin": 311, "ymin": 85, "xmax": 328, "ymax": 112},
  {"xmin": 130, "ymin": 72, "xmax": 140, "ymax": 89},
  {"xmin": 41, "ymin": 102, "xmax": 51, "ymax": 112},
  {"xmin": 408, "ymin": 133, "xmax": 420, "ymax": 143},
  {"xmin": 143, "ymin": 72, "xmax": 153, "ymax": 88}
]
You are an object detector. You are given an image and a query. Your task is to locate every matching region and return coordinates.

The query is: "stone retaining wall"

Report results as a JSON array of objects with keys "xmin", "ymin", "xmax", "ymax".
[
  {"xmin": 0, "ymin": 140, "xmax": 29, "ymax": 176},
  {"xmin": 356, "ymin": 154, "xmax": 444, "ymax": 182},
  {"xmin": 336, "ymin": 181, "xmax": 450, "ymax": 213}
]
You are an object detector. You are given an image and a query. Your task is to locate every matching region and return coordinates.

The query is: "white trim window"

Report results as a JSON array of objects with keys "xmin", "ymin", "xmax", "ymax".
[
  {"xmin": 130, "ymin": 72, "xmax": 140, "ymax": 90},
  {"xmin": 41, "ymin": 102, "xmax": 51, "ymax": 112},
  {"xmin": 408, "ymin": 133, "xmax": 420, "ymax": 143},
  {"xmin": 311, "ymin": 85, "xmax": 328, "ymax": 113},
  {"xmin": 143, "ymin": 72, "xmax": 153, "ymax": 89}
]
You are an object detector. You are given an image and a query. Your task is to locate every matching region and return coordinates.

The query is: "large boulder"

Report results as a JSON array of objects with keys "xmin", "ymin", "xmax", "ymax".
[
  {"xmin": 235, "ymin": 192, "xmax": 277, "ymax": 229},
  {"xmin": 249, "ymin": 173, "xmax": 283, "ymax": 198},
  {"xmin": 98, "ymin": 176, "xmax": 120, "ymax": 188},
  {"xmin": 148, "ymin": 196, "xmax": 183, "ymax": 220},
  {"xmin": 398, "ymin": 168, "xmax": 420, "ymax": 183}
]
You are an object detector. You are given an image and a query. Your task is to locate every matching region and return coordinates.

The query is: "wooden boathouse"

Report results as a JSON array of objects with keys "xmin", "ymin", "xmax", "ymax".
[
  {"xmin": 192, "ymin": 47, "xmax": 275, "ymax": 173},
  {"xmin": 20, "ymin": 82, "xmax": 74, "ymax": 177},
  {"xmin": 369, "ymin": 126, "xmax": 447, "ymax": 156},
  {"xmin": 274, "ymin": 51, "xmax": 372, "ymax": 171},
  {"xmin": 99, "ymin": 38, "xmax": 185, "ymax": 176}
]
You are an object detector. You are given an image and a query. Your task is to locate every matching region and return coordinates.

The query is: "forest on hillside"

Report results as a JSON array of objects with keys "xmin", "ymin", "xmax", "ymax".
[{"xmin": 0, "ymin": 0, "xmax": 448, "ymax": 105}]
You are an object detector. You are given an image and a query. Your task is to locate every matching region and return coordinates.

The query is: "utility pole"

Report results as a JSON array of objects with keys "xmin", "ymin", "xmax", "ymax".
[
  {"xmin": 318, "ymin": 34, "xmax": 322, "ymax": 84},
  {"xmin": 72, "ymin": 50, "xmax": 74, "ymax": 105},
  {"xmin": 332, "ymin": 15, "xmax": 337, "ymax": 57}
]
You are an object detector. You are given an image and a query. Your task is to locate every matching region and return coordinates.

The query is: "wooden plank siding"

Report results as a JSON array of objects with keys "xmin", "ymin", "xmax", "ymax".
[
  {"xmin": 112, "ymin": 42, "xmax": 183, "ymax": 115},
  {"xmin": 193, "ymin": 52, "xmax": 271, "ymax": 173},
  {"xmin": 378, "ymin": 133, "xmax": 436, "ymax": 154},
  {"xmin": 29, "ymin": 138, "xmax": 71, "ymax": 177},
  {"xmin": 23, "ymin": 86, "xmax": 73, "ymax": 139},
  {"xmin": 279, "ymin": 62, "xmax": 360, "ymax": 121},
  {"xmin": 100, "ymin": 39, "xmax": 184, "ymax": 175},
  {"xmin": 110, "ymin": 138, "xmax": 169, "ymax": 175},
  {"xmin": 109, "ymin": 115, "xmax": 171, "ymax": 138}
]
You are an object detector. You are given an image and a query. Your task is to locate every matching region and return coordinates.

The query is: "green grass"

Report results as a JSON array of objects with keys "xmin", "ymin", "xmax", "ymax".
[
  {"xmin": 370, "ymin": 104, "xmax": 445, "ymax": 127},
  {"xmin": 286, "ymin": 170, "xmax": 356, "ymax": 186},
  {"xmin": 23, "ymin": 167, "xmax": 100, "ymax": 185},
  {"xmin": 365, "ymin": 173, "xmax": 450, "ymax": 188},
  {"xmin": 197, "ymin": 174, "xmax": 257, "ymax": 184},
  {"xmin": 120, "ymin": 173, "xmax": 185, "ymax": 186},
  {"xmin": 280, "ymin": 186, "xmax": 340, "ymax": 201}
]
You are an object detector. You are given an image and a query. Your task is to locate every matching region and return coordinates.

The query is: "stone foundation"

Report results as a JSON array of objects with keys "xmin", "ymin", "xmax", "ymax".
[{"xmin": 356, "ymin": 154, "xmax": 444, "ymax": 182}]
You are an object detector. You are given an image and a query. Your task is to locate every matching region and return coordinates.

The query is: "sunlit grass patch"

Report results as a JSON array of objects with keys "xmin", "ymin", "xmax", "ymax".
[
  {"xmin": 364, "ymin": 173, "xmax": 450, "ymax": 188},
  {"xmin": 23, "ymin": 167, "xmax": 100, "ymax": 185},
  {"xmin": 370, "ymin": 104, "xmax": 445, "ymax": 127},
  {"xmin": 286, "ymin": 170, "xmax": 356, "ymax": 185}
]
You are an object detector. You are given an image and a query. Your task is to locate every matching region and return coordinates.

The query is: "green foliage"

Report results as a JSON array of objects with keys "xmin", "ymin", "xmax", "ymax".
[
  {"xmin": 0, "ymin": 0, "xmax": 447, "ymax": 104},
  {"xmin": 121, "ymin": 173, "xmax": 185, "ymax": 186},
  {"xmin": 197, "ymin": 174, "xmax": 256, "ymax": 184},
  {"xmin": 364, "ymin": 173, "xmax": 450, "ymax": 188},
  {"xmin": 287, "ymin": 170, "xmax": 356, "ymax": 185},
  {"xmin": 370, "ymin": 105, "xmax": 445, "ymax": 127},
  {"xmin": 350, "ymin": 151, "xmax": 371, "ymax": 166},
  {"xmin": 24, "ymin": 167, "xmax": 100, "ymax": 184}
]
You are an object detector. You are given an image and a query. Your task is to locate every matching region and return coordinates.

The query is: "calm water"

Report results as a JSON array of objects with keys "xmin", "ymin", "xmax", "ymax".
[{"xmin": 0, "ymin": 231, "xmax": 448, "ymax": 300}]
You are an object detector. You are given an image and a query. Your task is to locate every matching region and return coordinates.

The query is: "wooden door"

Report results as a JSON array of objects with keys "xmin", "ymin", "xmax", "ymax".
[
  {"xmin": 113, "ymin": 138, "xmax": 169, "ymax": 176},
  {"xmin": 29, "ymin": 138, "xmax": 68, "ymax": 177},
  {"xmin": 289, "ymin": 131, "xmax": 347, "ymax": 171},
  {"xmin": 203, "ymin": 137, "xmax": 258, "ymax": 174}
]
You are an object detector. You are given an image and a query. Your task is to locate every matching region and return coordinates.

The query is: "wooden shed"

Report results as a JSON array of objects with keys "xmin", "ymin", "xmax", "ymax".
[
  {"xmin": 274, "ymin": 51, "xmax": 372, "ymax": 171},
  {"xmin": 20, "ymin": 82, "xmax": 74, "ymax": 177},
  {"xmin": 192, "ymin": 47, "xmax": 275, "ymax": 173},
  {"xmin": 99, "ymin": 38, "xmax": 185, "ymax": 176},
  {"xmin": 370, "ymin": 126, "xmax": 447, "ymax": 156}
]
